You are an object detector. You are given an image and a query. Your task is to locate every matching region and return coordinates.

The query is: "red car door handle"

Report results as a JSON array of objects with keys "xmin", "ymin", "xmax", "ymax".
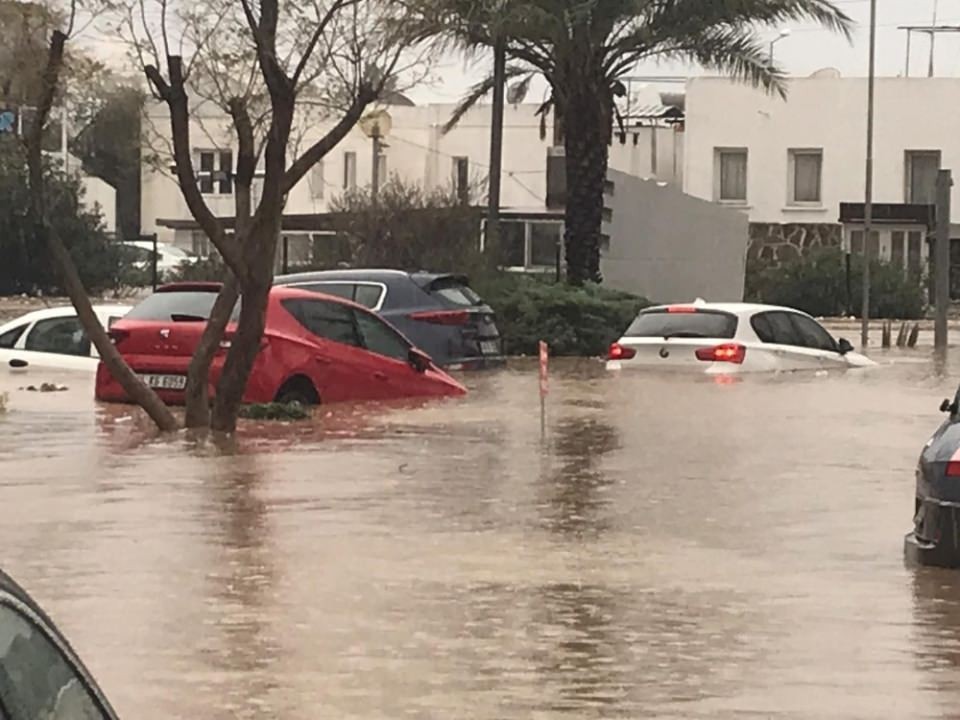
[{"xmin": 373, "ymin": 371, "xmax": 388, "ymax": 381}]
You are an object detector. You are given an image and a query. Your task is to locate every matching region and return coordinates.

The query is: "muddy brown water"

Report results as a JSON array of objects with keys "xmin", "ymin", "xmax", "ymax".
[{"xmin": 3, "ymin": 354, "xmax": 960, "ymax": 718}]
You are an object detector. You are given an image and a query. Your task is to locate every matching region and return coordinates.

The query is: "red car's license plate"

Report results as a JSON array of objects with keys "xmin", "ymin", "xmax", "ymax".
[{"xmin": 139, "ymin": 374, "xmax": 187, "ymax": 390}]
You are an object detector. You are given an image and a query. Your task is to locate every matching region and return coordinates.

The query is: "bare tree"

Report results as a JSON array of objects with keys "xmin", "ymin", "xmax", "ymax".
[
  {"xmin": 23, "ymin": 0, "xmax": 179, "ymax": 431},
  {"xmin": 109, "ymin": 0, "xmax": 419, "ymax": 432}
]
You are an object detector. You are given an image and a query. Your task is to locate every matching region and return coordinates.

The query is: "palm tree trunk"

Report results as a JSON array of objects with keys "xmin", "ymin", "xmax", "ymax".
[{"xmin": 562, "ymin": 80, "xmax": 611, "ymax": 285}]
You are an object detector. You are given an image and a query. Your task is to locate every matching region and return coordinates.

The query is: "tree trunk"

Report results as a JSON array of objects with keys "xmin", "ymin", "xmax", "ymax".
[
  {"xmin": 562, "ymin": 79, "xmax": 611, "ymax": 286},
  {"xmin": 210, "ymin": 272, "xmax": 270, "ymax": 433},
  {"xmin": 183, "ymin": 273, "xmax": 239, "ymax": 428},
  {"xmin": 26, "ymin": 31, "xmax": 178, "ymax": 433}
]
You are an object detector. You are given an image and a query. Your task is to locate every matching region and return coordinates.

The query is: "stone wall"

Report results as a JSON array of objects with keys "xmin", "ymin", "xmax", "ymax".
[{"xmin": 748, "ymin": 222, "xmax": 842, "ymax": 264}]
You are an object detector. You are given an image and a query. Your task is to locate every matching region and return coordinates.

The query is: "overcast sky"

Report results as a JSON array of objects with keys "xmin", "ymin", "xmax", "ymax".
[{"xmin": 81, "ymin": 0, "xmax": 960, "ymax": 105}]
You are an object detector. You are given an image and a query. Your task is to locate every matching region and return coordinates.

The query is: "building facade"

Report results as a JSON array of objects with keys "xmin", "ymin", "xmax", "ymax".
[{"xmin": 682, "ymin": 74, "xmax": 960, "ymax": 271}]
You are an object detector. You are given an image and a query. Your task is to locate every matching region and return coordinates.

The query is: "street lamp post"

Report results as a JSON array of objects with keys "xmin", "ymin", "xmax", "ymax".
[
  {"xmin": 861, "ymin": 0, "xmax": 878, "ymax": 347},
  {"xmin": 769, "ymin": 28, "xmax": 792, "ymax": 64},
  {"xmin": 359, "ymin": 109, "xmax": 392, "ymax": 208}
]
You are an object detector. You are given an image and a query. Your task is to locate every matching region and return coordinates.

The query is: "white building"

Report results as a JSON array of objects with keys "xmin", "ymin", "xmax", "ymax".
[
  {"xmin": 683, "ymin": 73, "xmax": 960, "ymax": 271},
  {"xmin": 140, "ymin": 93, "xmax": 749, "ymax": 301}
]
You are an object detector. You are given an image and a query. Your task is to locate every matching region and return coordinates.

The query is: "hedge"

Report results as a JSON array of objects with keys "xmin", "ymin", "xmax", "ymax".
[
  {"xmin": 746, "ymin": 247, "xmax": 925, "ymax": 319},
  {"xmin": 473, "ymin": 273, "xmax": 650, "ymax": 357}
]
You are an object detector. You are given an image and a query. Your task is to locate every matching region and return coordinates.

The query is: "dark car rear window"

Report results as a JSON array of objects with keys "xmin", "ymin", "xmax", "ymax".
[
  {"xmin": 125, "ymin": 291, "xmax": 236, "ymax": 322},
  {"xmin": 625, "ymin": 310, "xmax": 738, "ymax": 339},
  {"xmin": 428, "ymin": 277, "xmax": 482, "ymax": 307}
]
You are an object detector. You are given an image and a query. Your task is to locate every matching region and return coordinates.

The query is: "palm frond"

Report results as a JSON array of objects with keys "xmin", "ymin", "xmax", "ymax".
[
  {"xmin": 442, "ymin": 64, "xmax": 531, "ymax": 134},
  {"xmin": 507, "ymin": 72, "xmax": 534, "ymax": 104},
  {"xmin": 675, "ymin": 27, "xmax": 786, "ymax": 97}
]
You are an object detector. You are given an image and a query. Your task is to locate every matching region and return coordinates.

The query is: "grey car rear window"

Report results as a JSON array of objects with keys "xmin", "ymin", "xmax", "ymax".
[{"xmin": 625, "ymin": 310, "xmax": 737, "ymax": 339}]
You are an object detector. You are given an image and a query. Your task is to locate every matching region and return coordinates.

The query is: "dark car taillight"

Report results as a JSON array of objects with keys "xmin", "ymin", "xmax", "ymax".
[
  {"xmin": 408, "ymin": 310, "xmax": 470, "ymax": 326},
  {"xmin": 947, "ymin": 460, "xmax": 960, "ymax": 477}
]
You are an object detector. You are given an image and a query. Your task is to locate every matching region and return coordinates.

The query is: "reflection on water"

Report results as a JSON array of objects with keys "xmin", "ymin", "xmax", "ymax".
[{"xmin": 1, "ymin": 355, "xmax": 960, "ymax": 717}]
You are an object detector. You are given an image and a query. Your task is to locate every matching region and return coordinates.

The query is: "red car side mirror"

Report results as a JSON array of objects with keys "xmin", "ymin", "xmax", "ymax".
[{"xmin": 408, "ymin": 348, "xmax": 432, "ymax": 373}]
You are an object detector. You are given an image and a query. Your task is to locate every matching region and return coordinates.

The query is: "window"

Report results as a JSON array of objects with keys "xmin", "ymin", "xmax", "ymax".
[
  {"xmin": 191, "ymin": 232, "xmax": 210, "ymax": 257},
  {"xmin": 906, "ymin": 150, "xmax": 940, "ymax": 204},
  {"xmin": 299, "ymin": 282, "xmax": 354, "ymax": 301},
  {"xmin": 354, "ymin": 284, "xmax": 384, "ymax": 309},
  {"xmin": 0, "ymin": 325, "xmax": 27, "ymax": 349},
  {"xmin": 343, "ymin": 151, "xmax": 357, "ymax": 190},
  {"xmin": 891, "ymin": 231, "xmax": 905, "ymax": 267},
  {"xmin": 626, "ymin": 310, "xmax": 738, "ymax": 339},
  {"xmin": 354, "ymin": 311, "xmax": 409, "ymax": 361},
  {"xmin": 198, "ymin": 150, "xmax": 232, "ymax": 195},
  {"xmin": 310, "ymin": 161, "xmax": 325, "ymax": 200},
  {"xmin": 789, "ymin": 313, "xmax": 837, "ymax": 351},
  {"xmin": 125, "ymin": 290, "xmax": 222, "ymax": 321},
  {"xmin": 24, "ymin": 318, "xmax": 90, "ymax": 357},
  {"xmin": 283, "ymin": 299, "xmax": 361, "ymax": 347},
  {"xmin": 850, "ymin": 230, "xmax": 879, "ymax": 257},
  {"xmin": 751, "ymin": 311, "xmax": 801, "ymax": 346},
  {"xmin": 530, "ymin": 223, "xmax": 561, "ymax": 267},
  {"xmin": 908, "ymin": 231, "xmax": 923, "ymax": 276},
  {"xmin": 716, "ymin": 148, "xmax": 747, "ymax": 202},
  {"xmin": 0, "ymin": 602, "xmax": 109, "ymax": 720},
  {"xmin": 427, "ymin": 277, "xmax": 482, "ymax": 307},
  {"xmin": 453, "ymin": 157, "xmax": 469, "ymax": 202},
  {"xmin": 789, "ymin": 149, "xmax": 822, "ymax": 204},
  {"xmin": 500, "ymin": 222, "xmax": 526, "ymax": 267}
]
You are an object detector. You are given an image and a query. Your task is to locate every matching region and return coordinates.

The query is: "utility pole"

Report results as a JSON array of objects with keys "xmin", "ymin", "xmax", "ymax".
[
  {"xmin": 371, "ymin": 133, "xmax": 381, "ymax": 207},
  {"xmin": 929, "ymin": 0, "xmax": 939, "ymax": 77},
  {"xmin": 861, "ymin": 0, "xmax": 878, "ymax": 347},
  {"xmin": 486, "ymin": 35, "xmax": 506, "ymax": 258},
  {"xmin": 935, "ymin": 169, "xmax": 952, "ymax": 351}
]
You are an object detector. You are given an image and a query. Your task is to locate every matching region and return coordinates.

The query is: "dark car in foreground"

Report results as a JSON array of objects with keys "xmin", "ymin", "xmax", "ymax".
[
  {"xmin": 905, "ymin": 388, "xmax": 960, "ymax": 567},
  {"xmin": 0, "ymin": 568, "xmax": 119, "ymax": 719},
  {"xmin": 274, "ymin": 269, "xmax": 504, "ymax": 370}
]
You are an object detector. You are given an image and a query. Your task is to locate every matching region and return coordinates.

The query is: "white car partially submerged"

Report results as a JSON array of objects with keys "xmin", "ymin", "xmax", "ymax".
[
  {"xmin": 0, "ymin": 305, "xmax": 132, "ymax": 373},
  {"xmin": 606, "ymin": 300, "xmax": 875, "ymax": 374}
]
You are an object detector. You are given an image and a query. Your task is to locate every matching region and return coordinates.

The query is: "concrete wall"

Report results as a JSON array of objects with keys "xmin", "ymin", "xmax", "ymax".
[
  {"xmin": 683, "ymin": 76, "xmax": 960, "ymax": 225},
  {"xmin": 601, "ymin": 169, "xmax": 748, "ymax": 302}
]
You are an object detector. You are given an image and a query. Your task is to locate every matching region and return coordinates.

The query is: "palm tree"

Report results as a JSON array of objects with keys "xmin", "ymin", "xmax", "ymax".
[{"xmin": 407, "ymin": 0, "xmax": 852, "ymax": 285}]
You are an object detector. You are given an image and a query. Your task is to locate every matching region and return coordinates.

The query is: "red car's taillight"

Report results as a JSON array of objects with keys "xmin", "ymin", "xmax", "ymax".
[
  {"xmin": 695, "ymin": 343, "xmax": 746, "ymax": 364},
  {"xmin": 607, "ymin": 342, "xmax": 636, "ymax": 360},
  {"xmin": 408, "ymin": 310, "xmax": 470, "ymax": 326}
]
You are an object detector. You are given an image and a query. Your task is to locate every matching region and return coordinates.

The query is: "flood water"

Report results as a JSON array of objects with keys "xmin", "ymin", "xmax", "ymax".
[{"xmin": 3, "ymin": 354, "xmax": 960, "ymax": 718}]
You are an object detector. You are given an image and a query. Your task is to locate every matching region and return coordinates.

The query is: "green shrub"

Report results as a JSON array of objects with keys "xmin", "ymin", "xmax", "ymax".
[
  {"xmin": 238, "ymin": 402, "xmax": 309, "ymax": 421},
  {"xmin": 746, "ymin": 247, "xmax": 925, "ymax": 319},
  {"xmin": 166, "ymin": 254, "xmax": 229, "ymax": 283},
  {"xmin": 0, "ymin": 137, "xmax": 121, "ymax": 295},
  {"xmin": 473, "ymin": 273, "xmax": 650, "ymax": 357}
]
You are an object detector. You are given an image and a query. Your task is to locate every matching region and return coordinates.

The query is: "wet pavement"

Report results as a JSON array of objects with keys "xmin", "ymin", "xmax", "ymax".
[{"xmin": 2, "ymin": 354, "xmax": 960, "ymax": 718}]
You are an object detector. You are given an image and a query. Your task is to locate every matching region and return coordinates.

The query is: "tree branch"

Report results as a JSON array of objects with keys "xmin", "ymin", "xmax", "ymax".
[
  {"xmin": 145, "ymin": 56, "xmax": 245, "ymax": 276},
  {"xmin": 281, "ymin": 83, "xmax": 375, "ymax": 193},
  {"xmin": 291, "ymin": 0, "xmax": 357, "ymax": 86}
]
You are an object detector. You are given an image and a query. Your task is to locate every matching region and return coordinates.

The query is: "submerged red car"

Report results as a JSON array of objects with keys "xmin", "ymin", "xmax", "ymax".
[{"xmin": 95, "ymin": 283, "xmax": 466, "ymax": 405}]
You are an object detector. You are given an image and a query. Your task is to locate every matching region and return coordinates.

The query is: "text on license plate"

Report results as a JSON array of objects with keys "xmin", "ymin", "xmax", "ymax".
[
  {"xmin": 480, "ymin": 340, "xmax": 500, "ymax": 355},
  {"xmin": 139, "ymin": 374, "xmax": 187, "ymax": 390}
]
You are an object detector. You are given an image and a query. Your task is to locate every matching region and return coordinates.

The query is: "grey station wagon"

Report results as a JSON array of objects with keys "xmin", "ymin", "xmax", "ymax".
[{"xmin": 274, "ymin": 270, "xmax": 504, "ymax": 369}]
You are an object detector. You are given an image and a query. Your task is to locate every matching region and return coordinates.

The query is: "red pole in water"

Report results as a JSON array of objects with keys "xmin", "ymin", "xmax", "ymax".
[{"xmin": 539, "ymin": 340, "xmax": 549, "ymax": 434}]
